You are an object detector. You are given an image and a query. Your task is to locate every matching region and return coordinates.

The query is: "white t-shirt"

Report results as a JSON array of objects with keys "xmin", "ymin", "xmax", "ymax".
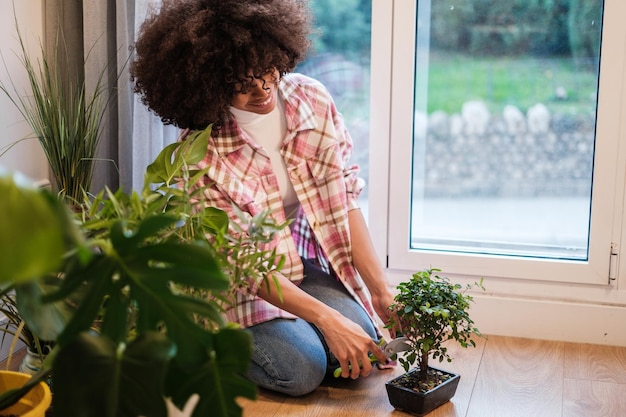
[{"xmin": 229, "ymin": 99, "xmax": 299, "ymax": 215}]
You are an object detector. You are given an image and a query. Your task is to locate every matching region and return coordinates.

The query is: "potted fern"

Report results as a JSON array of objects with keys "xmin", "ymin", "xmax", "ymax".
[
  {"xmin": 0, "ymin": 124, "xmax": 285, "ymax": 417},
  {"xmin": 386, "ymin": 268, "xmax": 484, "ymax": 416}
]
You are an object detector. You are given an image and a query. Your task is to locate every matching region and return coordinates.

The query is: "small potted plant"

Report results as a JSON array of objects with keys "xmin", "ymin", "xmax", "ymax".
[{"xmin": 385, "ymin": 268, "xmax": 484, "ymax": 416}]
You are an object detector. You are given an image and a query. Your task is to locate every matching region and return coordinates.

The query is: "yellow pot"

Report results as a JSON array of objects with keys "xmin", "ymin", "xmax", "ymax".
[{"xmin": 0, "ymin": 371, "xmax": 51, "ymax": 417}]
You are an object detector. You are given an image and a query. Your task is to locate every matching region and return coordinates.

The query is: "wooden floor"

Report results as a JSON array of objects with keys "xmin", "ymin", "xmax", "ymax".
[{"xmin": 239, "ymin": 335, "xmax": 626, "ymax": 417}]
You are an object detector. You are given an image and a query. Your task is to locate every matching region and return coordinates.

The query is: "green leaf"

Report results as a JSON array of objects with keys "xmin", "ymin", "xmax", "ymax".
[
  {"xmin": 109, "ymin": 215, "xmax": 180, "ymax": 256},
  {"xmin": 54, "ymin": 258, "xmax": 116, "ymax": 347},
  {"xmin": 39, "ymin": 255, "xmax": 101, "ymax": 304},
  {"xmin": 186, "ymin": 167, "xmax": 212, "ymax": 190},
  {"xmin": 201, "ymin": 207, "xmax": 229, "ymax": 235},
  {"xmin": 52, "ymin": 332, "xmax": 176, "ymax": 417},
  {"xmin": 145, "ymin": 142, "xmax": 179, "ymax": 186},
  {"xmin": 15, "ymin": 279, "xmax": 76, "ymax": 342},
  {"xmin": 144, "ymin": 125, "xmax": 211, "ymax": 189},
  {"xmin": 167, "ymin": 328, "xmax": 256, "ymax": 417},
  {"xmin": 178, "ymin": 126, "xmax": 212, "ymax": 165},
  {"xmin": 0, "ymin": 175, "xmax": 69, "ymax": 283},
  {"xmin": 99, "ymin": 285, "xmax": 132, "ymax": 344},
  {"xmin": 128, "ymin": 243, "xmax": 228, "ymax": 291},
  {"xmin": 156, "ymin": 292, "xmax": 226, "ymax": 329},
  {"xmin": 126, "ymin": 275, "xmax": 215, "ymax": 368}
]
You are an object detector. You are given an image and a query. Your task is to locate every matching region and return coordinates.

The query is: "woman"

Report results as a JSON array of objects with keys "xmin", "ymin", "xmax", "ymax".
[{"xmin": 130, "ymin": 0, "xmax": 396, "ymax": 396}]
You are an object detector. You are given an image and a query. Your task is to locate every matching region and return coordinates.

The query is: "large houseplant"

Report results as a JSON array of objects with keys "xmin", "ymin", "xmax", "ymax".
[
  {"xmin": 0, "ymin": 124, "xmax": 285, "ymax": 417},
  {"xmin": 0, "ymin": 18, "xmax": 115, "ymax": 203},
  {"xmin": 386, "ymin": 268, "xmax": 484, "ymax": 416}
]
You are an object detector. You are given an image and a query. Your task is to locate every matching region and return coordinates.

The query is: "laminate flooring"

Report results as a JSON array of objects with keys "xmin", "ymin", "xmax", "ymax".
[{"xmin": 239, "ymin": 335, "xmax": 626, "ymax": 417}]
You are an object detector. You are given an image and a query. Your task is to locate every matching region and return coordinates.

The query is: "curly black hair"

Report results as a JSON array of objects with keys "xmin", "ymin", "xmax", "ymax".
[{"xmin": 130, "ymin": 0, "xmax": 313, "ymax": 130}]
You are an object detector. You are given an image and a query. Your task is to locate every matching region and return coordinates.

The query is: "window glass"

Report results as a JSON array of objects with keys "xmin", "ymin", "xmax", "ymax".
[
  {"xmin": 410, "ymin": 0, "xmax": 603, "ymax": 260},
  {"xmin": 297, "ymin": 0, "xmax": 372, "ymax": 203}
]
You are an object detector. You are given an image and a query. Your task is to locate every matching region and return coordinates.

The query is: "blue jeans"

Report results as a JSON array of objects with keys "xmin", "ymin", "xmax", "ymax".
[{"xmin": 245, "ymin": 259, "xmax": 378, "ymax": 396}]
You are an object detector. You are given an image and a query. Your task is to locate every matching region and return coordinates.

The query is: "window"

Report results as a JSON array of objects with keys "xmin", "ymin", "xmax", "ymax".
[
  {"xmin": 379, "ymin": 0, "xmax": 625, "ymax": 285},
  {"xmin": 412, "ymin": 1, "xmax": 602, "ymax": 261}
]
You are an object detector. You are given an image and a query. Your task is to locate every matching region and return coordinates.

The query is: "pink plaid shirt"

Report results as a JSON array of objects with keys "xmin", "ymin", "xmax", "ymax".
[{"xmin": 189, "ymin": 73, "xmax": 373, "ymax": 328}]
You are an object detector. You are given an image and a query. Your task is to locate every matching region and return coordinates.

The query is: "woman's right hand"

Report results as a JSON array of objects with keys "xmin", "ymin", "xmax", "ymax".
[
  {"xmin": 316, "ymin": 310, "xmax": 388, "ymax": 379},
  {"xmin": 257, "ymin": 272, "xmax": 387, "ymax": 379}
]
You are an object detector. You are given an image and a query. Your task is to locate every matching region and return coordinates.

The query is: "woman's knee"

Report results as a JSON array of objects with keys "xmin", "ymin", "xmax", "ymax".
[
  {"xmin": 246, "ymin": 318, "xmax": 328, "ymax": 396},
  {"xmin": 248, "ymin": 345, "xmax": 327, "ymax": 396}
]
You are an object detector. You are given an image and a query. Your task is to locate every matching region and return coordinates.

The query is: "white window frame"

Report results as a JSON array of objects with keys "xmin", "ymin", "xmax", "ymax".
[
  {"xmin": 369, "ymin": 0, "xmax": 626, "ymax": 345},
  {"xmin": 371, "ymin": 0, "xmax": 626, "ymax": 284}
]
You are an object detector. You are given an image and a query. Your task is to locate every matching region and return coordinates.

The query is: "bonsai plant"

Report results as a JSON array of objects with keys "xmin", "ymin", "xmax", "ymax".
[
  {"xmin": 385, "ymin": 268, "xmax": 484, "ymax": 416},
  {"xmin": 0, "ymin": 16, "xmax": 117, "ymax": 204},
  {"xmin": 0, "ymin": 124, "xmax": 286, "ymax": 417}
]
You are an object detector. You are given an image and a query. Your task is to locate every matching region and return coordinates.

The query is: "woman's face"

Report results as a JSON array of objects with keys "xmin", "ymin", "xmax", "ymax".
[{"xmin": 230, "ymin": 70, "xmax": 280, "ymax": 114}]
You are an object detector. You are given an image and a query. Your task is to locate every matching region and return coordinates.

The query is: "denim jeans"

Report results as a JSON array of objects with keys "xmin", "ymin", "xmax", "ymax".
[{"xmin": 245, "ymin": 259, "xmax": 378, "ymax": 396}]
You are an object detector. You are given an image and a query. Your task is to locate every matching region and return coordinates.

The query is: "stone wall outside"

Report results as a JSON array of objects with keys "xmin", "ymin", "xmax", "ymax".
[{"xmin": 419, "ymin": 101, "xmax": 596, "ymax": 198}]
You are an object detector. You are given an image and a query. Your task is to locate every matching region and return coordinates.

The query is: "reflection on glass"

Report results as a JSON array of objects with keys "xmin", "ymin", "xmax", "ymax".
[
  {"xmin": 297, "ymin": 0, "xmax": 372, "ymax": 205},
  {"xmin": 410, "ymin": 0, "xmax": 604, "ymax": 260}
]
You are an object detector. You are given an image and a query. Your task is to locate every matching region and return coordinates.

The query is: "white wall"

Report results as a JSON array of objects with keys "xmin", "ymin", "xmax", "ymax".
[{"xmin": 0, "ymin": 0, "xmax": 48, "ymax": 183}]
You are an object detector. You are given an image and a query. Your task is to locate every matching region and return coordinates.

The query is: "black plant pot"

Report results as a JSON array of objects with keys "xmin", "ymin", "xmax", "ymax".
[{"xmin": 385, "ymin": 367, "xmax": 460, "ymax": 416}]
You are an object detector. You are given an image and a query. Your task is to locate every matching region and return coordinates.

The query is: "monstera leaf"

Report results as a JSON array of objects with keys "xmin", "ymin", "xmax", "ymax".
[
  {"xmin": 0, "ymin": 172, "xmax": 81, "ymax": 283},
  {"xmin": 166, "ymin": 328, "xmax": 255, "ymax": 417},
  {"xmin": 52, "ymin": 332, "xmax": 176, "ymax": 417}
]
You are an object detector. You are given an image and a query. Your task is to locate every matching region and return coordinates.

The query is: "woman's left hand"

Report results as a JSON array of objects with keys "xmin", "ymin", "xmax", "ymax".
[
  {"xmin": 371, "ymin": 287, "xmax": 401, "ymax": 336},
  {"xmin": 371, "ymin": 288, "xmax": 393, "ymax": 323}
]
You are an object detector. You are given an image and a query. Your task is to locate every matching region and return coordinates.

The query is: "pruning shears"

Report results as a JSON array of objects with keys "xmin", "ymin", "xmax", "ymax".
[{"xmin": 332, "ymin": 336, "xmax": 411, "ymax": 378}]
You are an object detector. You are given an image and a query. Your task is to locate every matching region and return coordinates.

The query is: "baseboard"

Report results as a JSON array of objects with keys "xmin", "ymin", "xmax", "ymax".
[{"xmin": 470, "ymin": 294, "xmax": 626, "ymax": 347}]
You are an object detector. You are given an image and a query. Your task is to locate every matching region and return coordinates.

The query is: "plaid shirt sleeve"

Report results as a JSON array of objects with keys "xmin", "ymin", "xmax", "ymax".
[{"xmin": 281, "ymin": 73, "xmax": 374, "ymax": 317}]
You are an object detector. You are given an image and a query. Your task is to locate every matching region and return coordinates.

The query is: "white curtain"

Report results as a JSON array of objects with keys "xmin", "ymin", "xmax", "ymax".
[
  {"xmin": 117, "ymin": 0, "xmax": 178, "ymax": 192},
  {"xmin": 83, "ymin": 0, "xmax": 178, "ymax": 193}
]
